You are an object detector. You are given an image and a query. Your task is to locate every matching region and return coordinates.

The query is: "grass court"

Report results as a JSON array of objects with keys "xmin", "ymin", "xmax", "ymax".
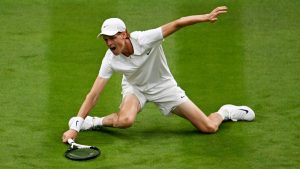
[{"xmin": 0, "ymin": 0, "xmax": 299, "ymax": 168}]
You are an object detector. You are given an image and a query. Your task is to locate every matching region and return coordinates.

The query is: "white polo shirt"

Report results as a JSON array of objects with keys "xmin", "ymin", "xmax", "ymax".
[{"xmin": 98, "ymin": 27, "xmax": 177, "ymax": 93}]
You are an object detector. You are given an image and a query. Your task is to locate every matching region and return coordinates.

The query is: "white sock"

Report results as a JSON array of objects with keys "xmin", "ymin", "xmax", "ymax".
[
  {"xmin": 216, "ymin": 110, "xmax": 226, "ymax": 120},
  {"xmin": 94, "ymin": 117, "xmax": 104, "ymax": 126}
]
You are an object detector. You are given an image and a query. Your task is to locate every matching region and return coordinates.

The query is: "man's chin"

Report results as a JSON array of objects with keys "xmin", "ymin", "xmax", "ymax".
[{"xmin": 110, "ymin": 49, "xmax": 119, "ymax": 55}]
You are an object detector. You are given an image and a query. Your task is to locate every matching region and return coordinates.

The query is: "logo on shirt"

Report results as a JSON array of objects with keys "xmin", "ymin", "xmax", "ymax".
[{"xmin": 146, "ymin": 48, "xmax": 152, "ymax": 55}]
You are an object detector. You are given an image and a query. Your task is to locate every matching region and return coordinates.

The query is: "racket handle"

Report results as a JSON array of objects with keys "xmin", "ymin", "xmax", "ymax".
[{"xmin": 68, "ymin": 138, "xmax": 75, "ymax": 145}]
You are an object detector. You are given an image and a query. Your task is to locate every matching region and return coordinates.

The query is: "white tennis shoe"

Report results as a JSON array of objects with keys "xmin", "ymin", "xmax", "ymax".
[
  {"xmin": 218, "ymin": 104, "xmax": 255, "ymax": 121},
  {"xmin": 69, "ymin": 116, "xmax": 98, "ymax": 131}
]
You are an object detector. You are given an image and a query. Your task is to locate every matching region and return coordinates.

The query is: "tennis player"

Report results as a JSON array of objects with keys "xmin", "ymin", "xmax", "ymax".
[{"xmin": 62, "ymin": 6, "xmax": 255, "ymax": 143}]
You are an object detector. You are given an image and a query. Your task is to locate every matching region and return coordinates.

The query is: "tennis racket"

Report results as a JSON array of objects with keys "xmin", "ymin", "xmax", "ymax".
[{"xmin": 64, "ymin": 139, "xmax": 101, "ymax": 161}]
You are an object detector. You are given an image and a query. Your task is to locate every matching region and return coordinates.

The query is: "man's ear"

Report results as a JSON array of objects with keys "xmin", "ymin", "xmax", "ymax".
[
  {"xmin": 123, "ymin": 30, "xmax": 130, "ymax": 39},
  {"xmin": 121, "ymin": 32, "xmax": 127, "ymax": 39}
]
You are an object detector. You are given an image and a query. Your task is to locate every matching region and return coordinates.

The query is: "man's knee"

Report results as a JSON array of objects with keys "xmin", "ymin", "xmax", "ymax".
[
  {"xmin": 199, "ymin": 123, "xmax": 218, "ymax": 133},
  {"xmin": 113, "ymin": 115, "xmax": 135, "ymax": 128}
]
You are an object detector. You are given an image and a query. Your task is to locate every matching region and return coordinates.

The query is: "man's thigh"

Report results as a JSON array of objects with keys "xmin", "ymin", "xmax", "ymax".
[
  {"xmin": 118, "ymin": 94, "xmax": 141, "ymax": 121},
  {"xmin": 173, "ymin": 100, "xmax": 211, "ymax": 129}
]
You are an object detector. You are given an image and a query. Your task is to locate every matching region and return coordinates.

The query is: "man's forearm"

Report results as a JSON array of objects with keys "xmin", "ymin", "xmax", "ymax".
[{"xmin": 176, "ymin": 14, "xmax": 210, "ymax": 28}]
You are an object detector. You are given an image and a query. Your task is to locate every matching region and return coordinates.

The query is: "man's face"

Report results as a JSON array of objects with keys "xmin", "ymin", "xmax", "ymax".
[{"xmin": 102, "ymin": 32, "xmax": 126, "ymax": 55}]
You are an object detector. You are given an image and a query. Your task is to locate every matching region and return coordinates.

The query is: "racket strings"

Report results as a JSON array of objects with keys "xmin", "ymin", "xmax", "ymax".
[
  {"xmin": 65, "ymin": 139, "xmax": 100, "ymax": 161},
  {"xmin": 65, "ymin": 146, "xmax": 100, "ymax": 160}
]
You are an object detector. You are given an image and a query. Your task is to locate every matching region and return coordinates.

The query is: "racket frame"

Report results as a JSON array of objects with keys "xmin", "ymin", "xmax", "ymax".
[{"xmin": 65, "ymin": 139, "xmax": 100, "ymax": 161}]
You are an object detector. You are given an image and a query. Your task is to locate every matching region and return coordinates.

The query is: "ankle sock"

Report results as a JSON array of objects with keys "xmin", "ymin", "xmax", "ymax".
[
  {"xmin": 216, "ymin": 111, "xmax": 226, "ymax": 120},
  {"xmin": 94, "ymin": 117, "xmax": 104, "ymax": 126}
]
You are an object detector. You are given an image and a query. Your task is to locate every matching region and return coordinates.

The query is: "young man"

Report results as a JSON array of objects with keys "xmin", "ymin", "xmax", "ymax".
[{"xmin": 62, "ymin": 6, "xmax": 255, "ymax": 143}]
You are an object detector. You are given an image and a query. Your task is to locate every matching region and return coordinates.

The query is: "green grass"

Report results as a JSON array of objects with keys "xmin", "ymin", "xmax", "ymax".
[{"xmin": 0, "ymin": 0, "xmax": 299, "ymax": 168}]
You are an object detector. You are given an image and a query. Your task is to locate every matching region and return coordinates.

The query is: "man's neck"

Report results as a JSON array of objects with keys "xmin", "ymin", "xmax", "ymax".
[{"xmin": 122, "ymin": 39, "xmax": 134, "ymax": 57}]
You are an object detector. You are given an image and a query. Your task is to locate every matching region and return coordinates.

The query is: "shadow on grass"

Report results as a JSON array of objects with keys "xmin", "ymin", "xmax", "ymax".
[
  {"xmin": 99, "ymin": 126, "xmax": 201, "ymax": 137},
  {"xmin": 79, "ymin": 124, "xmax": 232, "ymax": 143},
  {"xmin": 79, "ymin": 119, "xmax": 247, "ymax": 141}
]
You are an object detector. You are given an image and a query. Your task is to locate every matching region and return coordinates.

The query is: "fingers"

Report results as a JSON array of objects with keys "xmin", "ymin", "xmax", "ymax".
[
  {"xmin": 62, "ymin": 129, "xmax": 77, "ymax": 143},
  {"xmin": 213, "ymin": 6, "xmax": 228, "ymax": 13},
  {"xmin": 208, "ymin": 6, "xmax": 228, "ymax": 22},
  {"xmin": 213, "ymin": 6, "xmax": 228, "ymax": 16},
  {"xmin": 62, "ymin": 134, "xmax": 69, "ymax": 143},
  {"xmin": 62, "ymin": 132, "xmax": 69, "ymax": 143}
]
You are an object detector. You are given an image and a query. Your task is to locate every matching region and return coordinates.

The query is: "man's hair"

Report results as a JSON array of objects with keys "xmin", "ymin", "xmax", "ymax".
[{"xmin": 125, "ymin": 30, "xmax": 130, "ymax": 39}]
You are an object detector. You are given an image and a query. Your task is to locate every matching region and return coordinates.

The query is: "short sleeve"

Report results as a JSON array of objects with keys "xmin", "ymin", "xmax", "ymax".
[
  {"xmin": 132, "ymin": 27, "xmax": 163, "ymax": 48},
  {"xmin": 98, "ymin": 51, "xmax": 113, "ymax": 79}
]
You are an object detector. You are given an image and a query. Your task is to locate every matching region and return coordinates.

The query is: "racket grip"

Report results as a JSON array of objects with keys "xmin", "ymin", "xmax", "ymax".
[{"xmin": 68, "ymin": 138, "xmax": 75, "ymax": 145}]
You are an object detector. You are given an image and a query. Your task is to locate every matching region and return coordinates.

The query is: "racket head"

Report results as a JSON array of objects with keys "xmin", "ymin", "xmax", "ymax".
[{"xmin": 65, "ymin": 145, "xmax": 101, "ymax": 161}]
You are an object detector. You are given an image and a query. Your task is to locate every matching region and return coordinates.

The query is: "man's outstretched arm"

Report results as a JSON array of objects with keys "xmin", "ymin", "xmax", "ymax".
[{"xmin": 161, "ymin": 6, "xmax": 228, "ymax": 38}]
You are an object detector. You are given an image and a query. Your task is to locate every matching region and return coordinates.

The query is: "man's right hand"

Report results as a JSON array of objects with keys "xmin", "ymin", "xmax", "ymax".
[{"xmin": 62, "ymin": 129, "xmax": 78, "ymax": 143}]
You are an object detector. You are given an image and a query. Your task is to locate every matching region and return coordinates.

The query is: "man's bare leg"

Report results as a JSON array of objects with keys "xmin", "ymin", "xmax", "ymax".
[{"xmin": 173, "ymin": 100, "xmax": 223, "ymax": 133}]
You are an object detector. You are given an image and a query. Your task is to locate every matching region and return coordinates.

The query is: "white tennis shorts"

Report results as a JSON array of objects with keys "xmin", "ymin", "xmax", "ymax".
[{"xmin": 121, "ymin": 81, "xmax": 189, "ymax": 116}]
